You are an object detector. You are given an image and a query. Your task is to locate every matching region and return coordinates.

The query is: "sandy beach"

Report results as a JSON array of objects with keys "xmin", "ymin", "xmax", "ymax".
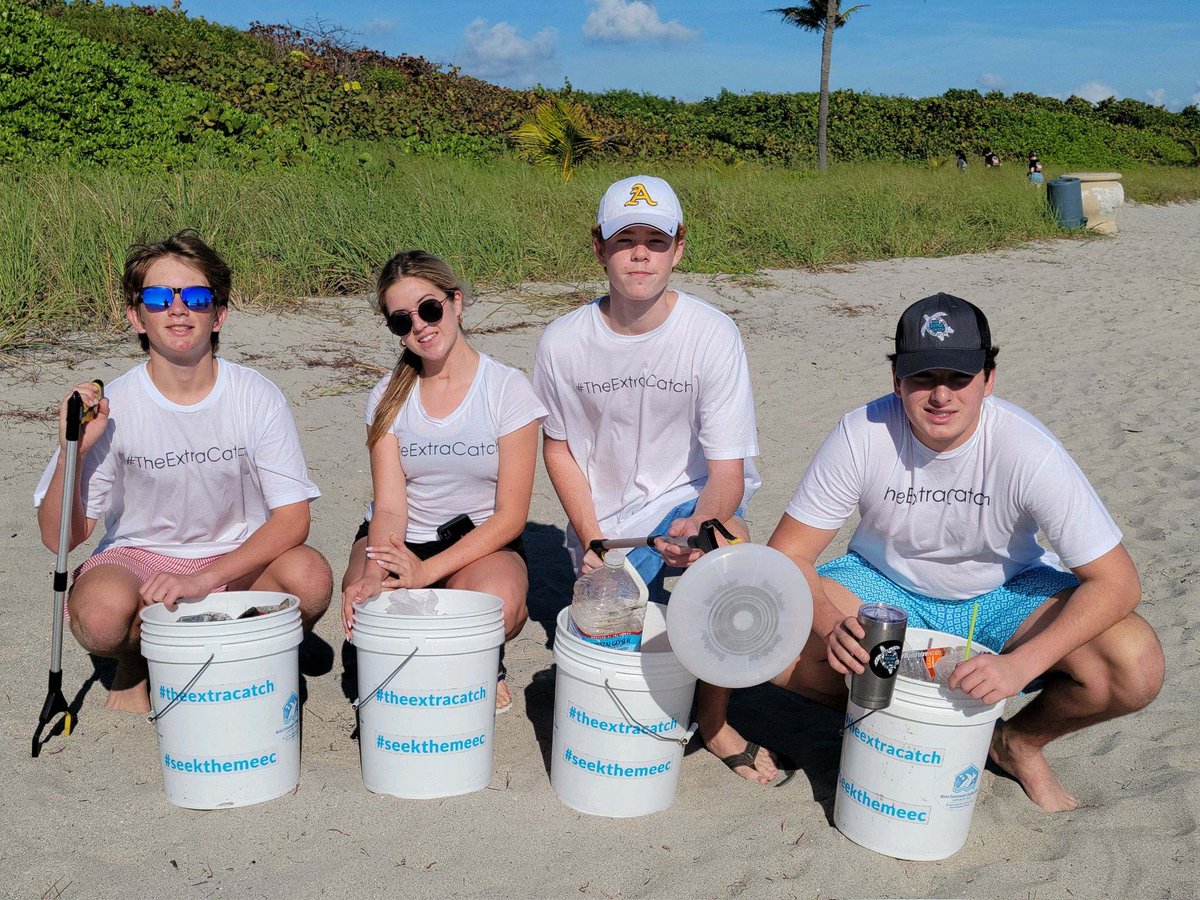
[{"xmin": 3, "ymin": 201, "xmax": 1197, "ymax": 899}]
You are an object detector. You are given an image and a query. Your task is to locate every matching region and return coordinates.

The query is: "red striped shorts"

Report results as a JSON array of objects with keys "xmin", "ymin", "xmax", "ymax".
[{"xmin": 69, "ymin": 547, "xmax": 228, "ymax": 620}]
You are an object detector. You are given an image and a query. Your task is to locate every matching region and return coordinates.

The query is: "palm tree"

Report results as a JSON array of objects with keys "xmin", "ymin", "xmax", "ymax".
[
  {"xmin": 512, "ymin": 98, "xmax": 604, "ymax": 181},
  {"xmin": 771, "ymin": 1, "xmax": 867, "ymax": 170}
]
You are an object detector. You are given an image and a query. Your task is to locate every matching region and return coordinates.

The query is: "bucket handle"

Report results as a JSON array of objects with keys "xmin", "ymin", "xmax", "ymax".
[
  {"xmin": 602, "ymin": 679, "xmax": 698, "ymax": 747},
  {"xmin": 353, "ymin": 647, "xmax": 419, "ymax": 711},
  {"xmin": 147, "ymin": 653, "xmax": 215, "ymax": 724}
]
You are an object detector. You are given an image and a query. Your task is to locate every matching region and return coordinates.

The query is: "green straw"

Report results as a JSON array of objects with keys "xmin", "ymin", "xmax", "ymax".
[{"xmin": 963, "ymin": 601, "xmax": 980, "ymax": 659}]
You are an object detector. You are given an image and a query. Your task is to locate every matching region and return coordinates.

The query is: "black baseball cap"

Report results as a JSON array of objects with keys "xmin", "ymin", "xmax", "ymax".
[{"xmin": 894, "ymin": 293, "xmax": 991, "ymax": 378}]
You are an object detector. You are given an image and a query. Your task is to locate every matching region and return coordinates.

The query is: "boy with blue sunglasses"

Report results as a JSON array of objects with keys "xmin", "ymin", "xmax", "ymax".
[{"xmin": 35, "ymin": 231, "xmax": 331, "ymax": 714}]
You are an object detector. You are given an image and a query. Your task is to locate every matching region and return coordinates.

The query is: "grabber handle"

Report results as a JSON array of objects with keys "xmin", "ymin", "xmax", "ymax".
[
  {"xmin": 65, "ymin": 380, "xmax": 104, "ymax": 441},
  {"xmin": 587, "ymin": 519, "xmax": 741, "ymax": 559}
]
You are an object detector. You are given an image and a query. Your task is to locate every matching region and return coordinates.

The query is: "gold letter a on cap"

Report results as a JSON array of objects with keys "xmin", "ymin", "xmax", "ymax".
[{"xmin": 624, "ymin": 183, "xmax": 658, "ymax": 207}]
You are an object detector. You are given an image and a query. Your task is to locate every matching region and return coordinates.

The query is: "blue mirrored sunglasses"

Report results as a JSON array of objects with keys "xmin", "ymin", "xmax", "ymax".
[{"xmin": 139, "ymin": 285, "xmax": 215, "ymax": 311}]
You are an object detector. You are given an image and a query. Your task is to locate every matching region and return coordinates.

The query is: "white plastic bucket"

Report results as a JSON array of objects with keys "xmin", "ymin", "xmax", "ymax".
[
  {"xmin": 833, "ymin": 628, "xmax": 1005, "ymax": 860},
  {"xmin": 551, "ymin": 603, "xmax": 697, "ymax": 818},
  {"xmin": 352, "ymin": 589, "xmax": 504, "ymax": 799},
  {"xmin": 140, "ymin": 591, "xmax": 303, "ymax": 810}
]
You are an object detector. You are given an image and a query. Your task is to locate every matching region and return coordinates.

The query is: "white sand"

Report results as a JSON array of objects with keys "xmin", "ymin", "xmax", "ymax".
[{"xmin": 3, "ymin": 202, "xmax": 1197, "ymax": 898}]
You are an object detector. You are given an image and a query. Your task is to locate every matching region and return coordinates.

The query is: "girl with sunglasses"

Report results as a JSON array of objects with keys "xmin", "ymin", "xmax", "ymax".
[{"xmin": 340, "ymin": 251, "xmax": 546, "ymax": 713}]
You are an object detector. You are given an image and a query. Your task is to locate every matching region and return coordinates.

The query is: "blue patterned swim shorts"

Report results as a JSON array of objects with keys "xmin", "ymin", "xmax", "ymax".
[{"xmin": 817, "ymin": 551, "xmax": 1079, "ymax": 652}]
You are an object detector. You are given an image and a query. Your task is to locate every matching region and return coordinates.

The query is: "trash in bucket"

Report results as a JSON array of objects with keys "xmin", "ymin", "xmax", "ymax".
[
  {"xmin": 140, "ymin": 591, "xmax": 303, "ymax": 810},
  {"xmin": 551, "ymin": 603, "xmax": 697, "ymax": 817},
  {"xmin": 352, "ymin": 589, "xmax": 504, "ymax": 799},
  {"xmin": 383, "ymin": 588, "xmax": 441, "ymax": 616},
  {"xmin": 833, "ymin": 628, "xmax": 1005, "ymax": 860}
]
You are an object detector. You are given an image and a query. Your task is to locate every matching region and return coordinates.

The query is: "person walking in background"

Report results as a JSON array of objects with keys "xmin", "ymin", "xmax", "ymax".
[
  {"xmin": 340, "ymin": 251, "xmax": 545, "ymax": 714},
  {"xmin": 35, "ymin": 231, "xmax": 332, "ymax": 713},
  {"xmin": 532, "ymin": 175, "xmax": 769, "ymax": 782}
]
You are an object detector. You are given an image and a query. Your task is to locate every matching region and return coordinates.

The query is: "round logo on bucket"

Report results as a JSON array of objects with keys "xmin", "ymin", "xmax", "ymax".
[{"xmin": 868, "ymin": 641, "xmax": 903, "ymax": 679}]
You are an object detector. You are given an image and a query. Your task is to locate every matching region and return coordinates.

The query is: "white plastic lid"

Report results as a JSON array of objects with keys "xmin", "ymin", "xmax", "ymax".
[{"xmin": 666, "ymin": 544, "xmax": 812, "ymax": 688}]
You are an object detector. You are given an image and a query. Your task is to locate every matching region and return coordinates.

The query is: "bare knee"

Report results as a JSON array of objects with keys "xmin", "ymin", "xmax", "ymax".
[
  {"xmin": 771, "ymin": 628, "xmax": 847, "ymax": 709},
  {"xmin": 446, "ymin": 552, "xmax": 528, "ymax": 641},
  {"xmin": 505, "ymin": 601, "xmax": 529, "ymax": 642},
  {"xmin": 1105, "ymin": 622, "xmax": 1164, "ymax": 714},
  {"xmin": 68, "ymin": 593, "xmax": 139, "ymax": 656},
  {"xmin": 1072, "ymin": 615, "xmax": 1165, "ymax": 716},
  {"xmin": 260, "ymin": 546, "xmax": 332, "ymax": 627}
]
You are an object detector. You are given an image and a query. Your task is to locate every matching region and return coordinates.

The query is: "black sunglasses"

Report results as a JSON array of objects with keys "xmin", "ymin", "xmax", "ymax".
[{"xmin": 386, "ymin": 295, "xmax": 452, "ymax": 337}]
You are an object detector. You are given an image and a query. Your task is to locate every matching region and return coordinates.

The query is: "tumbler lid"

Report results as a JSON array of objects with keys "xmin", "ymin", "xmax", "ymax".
[{"xmin": 859, "ymin": 602, "xmax": 908, "ymax": 624}]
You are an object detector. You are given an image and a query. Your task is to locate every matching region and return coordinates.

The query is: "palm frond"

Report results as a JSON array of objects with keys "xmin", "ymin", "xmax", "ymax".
[
  {"xmin": 769, "ymin": 1, "xmax": 867, "ymax": 32},
  {"xmin": 512, "ymin": 99, "xmax": 604, "ymax": 181}
]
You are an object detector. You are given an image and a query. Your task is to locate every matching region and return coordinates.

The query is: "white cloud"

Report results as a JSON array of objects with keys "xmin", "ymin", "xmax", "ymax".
[
  {"xmin": 1075, "ymin": 81, "xmax": 1115, "ymax": 103},
  {"xmin": 364, "ymin": 19, "xmax": 395, "ymax": 38},
  {"xmin": 1191, "ymin": 90, "xmax": 1200, "ymax": 107},
  {"xmin": 1146, "ymin": 88, "xmax": 1166, "ymax": 107},
  {"xmin": 977, "ymin": 73, "xmax": 1006, "ymax": 91},
  {"xmin": 462, "ymin": 19, "xmax": 558, "ymax": 84},
  {"xmin": 582, "ymin": 0, "xmax": 699, "ymax": 44}
]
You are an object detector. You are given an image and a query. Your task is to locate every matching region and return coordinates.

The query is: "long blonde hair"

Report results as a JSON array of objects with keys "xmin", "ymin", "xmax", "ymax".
[{"xmin": 367, "ymin": 251, "xmax": 470, "ymax": 448}]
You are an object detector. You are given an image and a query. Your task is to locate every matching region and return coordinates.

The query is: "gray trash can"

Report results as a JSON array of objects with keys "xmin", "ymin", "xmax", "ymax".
[{"xmin": 1046, "ymin": 177, "xmax": 1086, "ymax": 229}]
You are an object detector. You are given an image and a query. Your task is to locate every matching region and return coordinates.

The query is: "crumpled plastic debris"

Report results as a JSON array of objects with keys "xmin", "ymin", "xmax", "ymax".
[
  {"xmin": 385, "ymin": 589, "xmax": 441, "ymax": 616},
  {"xmin": 899, "ymin": 646, "xmax": 994, "ymax": 684},
  {"xmin": 178, "ymin": 612, "xmax": 232, "ymax": 623},
  {"xmin": 236, "ymin": 598, "xmax": 294, "ymax": 619}
]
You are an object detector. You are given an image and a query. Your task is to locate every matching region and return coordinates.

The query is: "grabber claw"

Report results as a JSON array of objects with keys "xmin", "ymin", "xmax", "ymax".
[{"xmin": 32, "ymin": 671, "xmax": 72, "ymax": 757}]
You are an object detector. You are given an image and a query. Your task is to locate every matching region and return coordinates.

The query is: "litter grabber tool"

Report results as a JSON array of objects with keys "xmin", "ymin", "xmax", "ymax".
[
  {"xmin": 588, "ymin": 518, "xmax": 742, "ymax": 560},
  {"xmin": 32, "ymin": 380, "xmax": 103, "ymax": 758}
]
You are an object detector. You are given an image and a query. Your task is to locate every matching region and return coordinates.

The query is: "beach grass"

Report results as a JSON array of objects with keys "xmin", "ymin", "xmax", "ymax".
[{"xmin": 2, "ymin": 157, "xmax": 1197, "ymax": 351}]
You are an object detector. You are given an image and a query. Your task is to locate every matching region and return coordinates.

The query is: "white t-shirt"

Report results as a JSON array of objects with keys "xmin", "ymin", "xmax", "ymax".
[
  {"xmin": 786, "ymin": 394, "xmax": 1122, "ymax": 600},
  {"xmin": 533, "ymin": 291, "xmax": 761, "ymax": 547},
  {"xmin": 364, "ymin": 353, "xmax": 546, "ymax": 543},
  {"xmin": 34, "ymin": 360, "xmax": 319, "ymax": 558}
]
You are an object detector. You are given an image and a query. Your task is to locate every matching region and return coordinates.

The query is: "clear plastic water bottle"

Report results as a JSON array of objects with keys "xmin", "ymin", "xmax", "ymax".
[{"xmin": 569, "ymin": 550, "xmax": 647, "ymax": 652}]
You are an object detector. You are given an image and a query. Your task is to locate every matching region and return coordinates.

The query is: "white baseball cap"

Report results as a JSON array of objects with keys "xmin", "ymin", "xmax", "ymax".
[{"xmin": 596, "ymin": 175, "xmax": 683, "ymax": 240}]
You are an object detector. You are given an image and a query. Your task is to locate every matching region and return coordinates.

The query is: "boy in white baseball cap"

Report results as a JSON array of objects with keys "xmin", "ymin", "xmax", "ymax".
[{"xmin": 533, "ymin": 175, "xmax": 775, "ymax": 783}]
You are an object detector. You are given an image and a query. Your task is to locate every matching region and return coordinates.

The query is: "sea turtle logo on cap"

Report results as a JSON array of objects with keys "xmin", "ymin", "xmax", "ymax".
[
  {"xmin": 920, "ymin": 311, "xmax": 954, "ymax": 342},
  {"xmin": 624, "ymin": 183, "xmax": 658, "ymax": 207}
]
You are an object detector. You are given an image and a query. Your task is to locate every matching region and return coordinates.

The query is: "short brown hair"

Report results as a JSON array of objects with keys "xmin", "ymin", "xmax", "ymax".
[{"xmin": 123, "ymin": 230, "xmax": 232, "ymax": 352}]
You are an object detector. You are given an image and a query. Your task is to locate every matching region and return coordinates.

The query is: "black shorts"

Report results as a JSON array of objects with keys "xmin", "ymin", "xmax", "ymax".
[{"xmin": 352, "ymin": 518, "xmax": 526, "ymax": 561}]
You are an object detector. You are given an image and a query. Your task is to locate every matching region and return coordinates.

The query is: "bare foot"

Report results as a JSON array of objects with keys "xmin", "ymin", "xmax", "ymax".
[
  {"xmin": 704, "ymin": 723, "xmax": 778, "ymax": 784},
  {"xmin": 495, "ymin": 679, "xmax": 512, "ymax": 715},
  {"xmin": 105, "ymin": 660, "xmax": 151, "ymax": 714},
  {"xmin": 989, "ymin": 722, "xmax": 1077, "ymax": 812}
]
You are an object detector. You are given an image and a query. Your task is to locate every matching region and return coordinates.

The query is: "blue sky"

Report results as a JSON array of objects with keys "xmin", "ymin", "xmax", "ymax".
[{"xmin": 178, "ymin": 0, "xmax": 1200, "ymax": 110}]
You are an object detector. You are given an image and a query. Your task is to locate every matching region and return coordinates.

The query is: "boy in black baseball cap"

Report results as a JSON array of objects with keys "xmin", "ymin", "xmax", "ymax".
[{"xmin": 747, "ymin": 293, "xmax": 1162, "ymax": 813}]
